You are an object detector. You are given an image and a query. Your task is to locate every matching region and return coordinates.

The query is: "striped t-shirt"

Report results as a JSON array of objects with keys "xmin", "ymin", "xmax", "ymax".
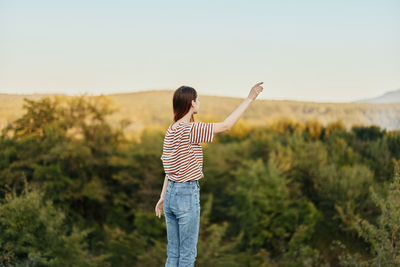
[{"xmin": 160, "ymin": 121, "xmax": 215, "ymax": 182}]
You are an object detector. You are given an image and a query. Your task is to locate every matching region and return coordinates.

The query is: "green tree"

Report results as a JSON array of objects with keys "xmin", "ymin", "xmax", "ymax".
[
  {"xmin": 228, "ymin": 156, "xmax": 322, "ymax": 259},
  {"xmin": 337, "ymin": 160, "xmax": 400, "ymax": 266},
  {"xmin": 0, "ymin": 178, "xmax": 108, "ymax": 266},
  {"xmin": 0, "ymin": 95, "xmax": 130, "ymax": 227},
  {"xmin": 351, "ymin": 125, "xmax": 385, "ymax": 142}
]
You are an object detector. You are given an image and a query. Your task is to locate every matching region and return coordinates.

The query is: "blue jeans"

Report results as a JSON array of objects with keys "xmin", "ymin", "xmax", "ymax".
[{"xmin": 163, "ymin": 179, "xmax": 201, "ymax": 267}]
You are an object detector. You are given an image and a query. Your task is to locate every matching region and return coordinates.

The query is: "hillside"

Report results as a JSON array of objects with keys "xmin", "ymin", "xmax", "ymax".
[
  {"xmin": 354, "ymin": 88, "xmax": 400, "ymax": 104},
  {"xmin": 0, "ymin": 90, "xmax": 399, "ymax": 138}
]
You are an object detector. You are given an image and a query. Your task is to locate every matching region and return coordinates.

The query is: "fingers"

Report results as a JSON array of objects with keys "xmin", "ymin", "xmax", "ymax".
[
  {"xmin": 254, "ymin": 81, "xmax": 263, "ymax": 87},
  {"xmin": 155, "ymin": 205, "xmax": 160, "ymax": 218},
  {"xmin": 252, "ymin": 82, "xmax": 264, "ymax": 90},
  {"xmin": 155, "ymin": 207, "xmax": 163, "ymax": 218}
]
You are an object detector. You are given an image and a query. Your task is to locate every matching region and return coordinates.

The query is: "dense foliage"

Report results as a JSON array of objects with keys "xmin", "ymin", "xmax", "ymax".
[{"xmin": 0, "ymin": 95, "xmax": 399, "ymax": 266}]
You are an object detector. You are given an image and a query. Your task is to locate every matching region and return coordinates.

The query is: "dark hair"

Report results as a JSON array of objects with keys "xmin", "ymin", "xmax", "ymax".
[{"xmin": 172, "ymin": 86, "xmax": 197, "ymax": 122}]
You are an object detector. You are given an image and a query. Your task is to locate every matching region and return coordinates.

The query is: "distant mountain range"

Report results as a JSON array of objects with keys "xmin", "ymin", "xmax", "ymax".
[
  {"xmin": 354, "ymin": 89, "xmax": 400, "ymax": 104},
  {"xmin": 0, "ymin": 90, "xmax": 399, "ymax": 135}
]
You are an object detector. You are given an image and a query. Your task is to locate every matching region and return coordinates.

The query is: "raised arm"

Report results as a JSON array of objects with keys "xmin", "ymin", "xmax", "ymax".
[{"xmin": 214, "ymin": 82, "xmax": 264, "ymax": 133}]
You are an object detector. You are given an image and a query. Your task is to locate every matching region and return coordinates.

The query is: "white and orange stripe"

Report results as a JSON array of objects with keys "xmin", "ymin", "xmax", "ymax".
[{"xmin": 160, "ymin": 121, "xmax": 215, "ymax": 182}]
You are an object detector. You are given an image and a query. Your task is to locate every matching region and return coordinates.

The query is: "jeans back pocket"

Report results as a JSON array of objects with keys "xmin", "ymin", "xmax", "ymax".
[{"xmin": 172, "ymin": 192, "xmax": 193, "ymax": 212}]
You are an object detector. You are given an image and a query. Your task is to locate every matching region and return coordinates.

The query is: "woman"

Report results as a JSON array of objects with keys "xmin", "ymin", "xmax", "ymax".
[{"xmin": 155, "ymin": 82, "xmax": 264, "ymax": 267}]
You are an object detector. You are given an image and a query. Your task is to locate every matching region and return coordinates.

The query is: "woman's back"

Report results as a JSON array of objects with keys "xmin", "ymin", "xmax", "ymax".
[
  {"xmin": 155, "ymin": 82, "xmax": 263, "ymax": 266},
  {"xmin": 161, "ymin": 121, "xmax": 215, "ymax": 182}
]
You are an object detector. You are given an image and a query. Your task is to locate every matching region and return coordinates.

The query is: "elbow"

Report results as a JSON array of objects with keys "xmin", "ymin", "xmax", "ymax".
[
  {"xmin": 215, "ymin": 121, "xmax": 231, "ymax": 134},
  {"xmin": 223, "ymin": 122, "xmax": 231, "ymax": 132}
]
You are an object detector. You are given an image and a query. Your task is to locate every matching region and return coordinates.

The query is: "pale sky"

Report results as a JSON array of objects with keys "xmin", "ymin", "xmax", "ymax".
[{"xmin": 1, "ymin": 0, "xmax": 399, "ymax": 102}]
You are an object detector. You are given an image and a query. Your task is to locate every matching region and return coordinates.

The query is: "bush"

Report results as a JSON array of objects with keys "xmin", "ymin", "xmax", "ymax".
[{"xmin": 0, "ymin": 178, "xmax": 109, "ymax": 267}]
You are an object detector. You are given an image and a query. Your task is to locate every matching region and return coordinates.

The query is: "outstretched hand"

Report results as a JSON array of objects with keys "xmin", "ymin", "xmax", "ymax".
[{"xmin": 247, "ymin": 82, "xmax": 264, "ymax": 101}]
